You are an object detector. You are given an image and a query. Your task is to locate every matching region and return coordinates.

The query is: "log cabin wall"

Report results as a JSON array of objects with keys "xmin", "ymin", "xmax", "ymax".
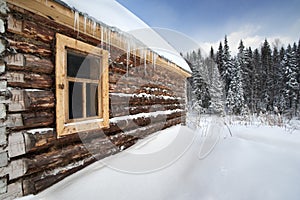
[{"xmin": 0, "ymin": 1, "xmax": 189, "ymax": 199}]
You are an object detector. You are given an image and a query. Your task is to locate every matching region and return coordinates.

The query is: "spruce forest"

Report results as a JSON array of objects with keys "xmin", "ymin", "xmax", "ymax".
[{"xmin": 186, "ymin": 36, "xmax": 300, "ymax": 118}]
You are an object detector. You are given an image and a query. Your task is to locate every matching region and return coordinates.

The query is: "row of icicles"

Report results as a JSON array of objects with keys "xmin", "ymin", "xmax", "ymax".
[{"xmin": 73, "ymin": 10, "xmax": 159, "ymax": 75}]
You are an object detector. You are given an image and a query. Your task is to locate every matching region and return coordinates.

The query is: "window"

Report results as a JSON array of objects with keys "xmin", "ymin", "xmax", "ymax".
[{"xmin": 56, "ymin": 34, "xmax": 109, "ymax": 137}]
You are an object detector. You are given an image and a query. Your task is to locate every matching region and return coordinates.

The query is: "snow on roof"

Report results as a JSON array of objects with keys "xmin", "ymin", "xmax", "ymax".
[{"xmin": 57, "ymin": 0, "xmax": 191, "ymax": 73}]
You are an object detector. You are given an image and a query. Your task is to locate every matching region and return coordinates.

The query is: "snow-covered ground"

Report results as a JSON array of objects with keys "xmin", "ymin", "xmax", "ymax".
[{"xmin": 20, "ymin": 116, "xmax": 300, "ymax": 200}]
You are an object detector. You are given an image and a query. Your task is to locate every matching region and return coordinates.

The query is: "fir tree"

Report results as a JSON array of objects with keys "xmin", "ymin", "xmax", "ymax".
[
  {"xmin": 186, "ymin": 49, "xmax": 211, "ymax": 112},
  {"xmin": 216, "ymin": 42, "xmax": 224, "ymax": 74},
  {"xmin": 210, "ymin": 46, "xmax": 215, "ymax": 61},
  {"xmin": 261, "ymin": 39, "xmax": 273, "ymax": 112},
  {"xmin": 282, "ymin": 44, "xmax": 299, "ymax": 117},
  {"xmin": 245, "ymin": 47, "xmax": 254, "ymax": 112},
  {"xmin": 297, "ymin": 40, "xmax": 300, "ymax": 114},
  {"xmin": 222, "ymin": 35, "xmax": 234, "ymax": 97},
  {"xmin": 273, "ymin": 46, "xmax": 285, "ymax": 113},
  {"xmin": 252, "ymin": 48, "xmax": 262, "ymax": 113},
  {"xmin": 226, "ymin": 58, "xmax": 247, "ymax": 115},
  {"xmin": 204, "ymin": 48, "xmax": 225, "ymax": 115},
  {"xmin": 208, "ymin": 61, "xmax": 225, "ymax": 115}
]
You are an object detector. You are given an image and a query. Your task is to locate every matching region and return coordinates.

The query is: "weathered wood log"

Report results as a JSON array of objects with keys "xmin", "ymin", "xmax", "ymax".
[
  {"xmin": 110, "ymin": 94, "xmax": 184, "ymax": 107},
  {"xmin": 22, "ymin": 112, "xmax": 54, "ymax": 129},
  {"xmin": 3, "ymin": 72, "xmax": 53, "ymax": 89},
  {"xmin": 109, "ymin": 83, "xmax": 185, "ymax": 96},
  {"xmin": 22, "ymin": 156, "xmax": 94, "ymax": 195},
  {"xmin": 4, "ymin": 53, "xmax": 24, "ymax": 67},
  {"xmin": 8, "ymin": 132, "xmax": 26, "ymax": 158},
  {"xmin": 110, "ymin": 104, "xmax": 184, "ymax": 118},
  {"xmin": 24, "ymin": 90, "xmax": 54, "ymax": 110},
  {"xmin": 23, "ymin": 144, "xmax": 118, "ymax": 195},
  {"xmin": 24, "ymin": 129, "xmax": 56, "ymax": 154},
  {"xmin": 8, "ymin": 89, "xmax": 54, "ymax": 112},
  {"xmin": 24, "ymin": 136, "xmax": 117, "ymax": 177},
  {"xmin": 0, "ymin": 159, "xmax": 27, "ymax": 180},
  {"xmin": 6, "ymin": 111, "xmax": 54, "ymax": 130},
  {"xmin": 110, "ymin": 116, "xmax": 182, "ymax": 147},
  {"xmin": 109, "ymin": 64, "xmax": 186, "ymax": 89},
  {"xmin": 0, "ymin": 181, "xmax": 23, "ymax": 200},
  {"xmin": 7, "ymin": 13, "xmax": 54, "ymax": 44},
  {"xmin": 7, "ymin": 14, "xmax": 23, "ymax": 34},
  {"xmin": 7, "ymin": 36, "xmax": 51, "ymax": 57},
  {"xmin": 24, "ymin": 54, "xmax": 54, "ymax": 74},
  {"xmin": 7, "ymin": 54, "xmax": 54, "ymax": 74},
  {"xmin": 23, "ymin": 19, "xmax": 55, "ymax": 43},
  {"xmin": 24, "ymin": 144, "xmax": 91, "ymax": 175},
  {"xmin": 106, "ymin": 111, "xmax": 184, "ymax": 136}
]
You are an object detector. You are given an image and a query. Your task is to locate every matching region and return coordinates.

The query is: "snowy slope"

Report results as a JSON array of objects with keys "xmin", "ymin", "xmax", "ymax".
[
  {"xmin": 19, "ymin": 120, "xmax": 300, "ymax": 200},
  {"xmin": 57, "ymin": 0, "xmax": 191, "ymax": 73}
]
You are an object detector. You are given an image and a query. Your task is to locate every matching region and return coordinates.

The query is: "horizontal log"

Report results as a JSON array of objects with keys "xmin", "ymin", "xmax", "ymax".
[
  {"xmin": 24, "ymin": 136, "xmax": 118, "ymax": 177},
  {"xmin": 110, "ymin": 104, "xmax": 184, "ymax": 118},
  {"xmin": 3, "ymin": 72, "xmax": 53, "ymax": 89},
  {"xmin": 6, "ymin": 111, "xmax": 54, "ymax": 130},
  {"xmin": 22, "ymin": 111, "xmax": 54, "ymax": 129},
  {"xmin": 24, "ymin": 54, "xmax": 54, "ymax": 74},
  {"xmin": 7, "ymin": 13, "xmax": 54, "ymax": 44},
  {"xmin": 23, "ymin": 157, "xmax": 95, "ymax": 195},
  {"xmin": 24, "ymin": 129, "xmax": 56, "ymax": 154},
  {"xmin": 109, "ymin": 74, "xmax": 185, "ymax": 93},
  {"xmin": 22, "ymin": 143, "xmax": 118, "ymax": 195},
  {"xmin": 7, "ymin": 14, "xmax": 23, "ymax": 34},
  {"xmin": 4, "ymin": 53, "xmax": 24, "ymax": 67},
  {"xmin": 106, "ymin": 111, "xmax": 184, "ymax": 136},
  {"xmin": 24, "ymin": 145, "xmax": 90, "ymax": 175},
  {"xmin": 110, "ymin": 94, "xmax": 184, "ymax": 107},
  {"xmin": 8, "ymin": 89, "xmax": 54, "ymax": 112},
  {"xmin": 110, "ymin": 116, "xmax": 182, "ymax": 147},
  {"xmin": 0, "ymin": 181, "xmax": 23, "ymax": 200},
  {"xmin": 7, "ymin": 54, "xmax": 54, "ymax": 74},
  {"xmin": 109, "ymin": 84, "xmax": 185, "ymax": 97},
  {"xmin": 23, "ymin": 19, "xmax": 55, "ymax": 43},
  {"xmin": 24, "ymin": 90, "xmax": 54, "ymax": 110},
  {"xmin": 7, "ymin": 38, "xmax": 51, "ymax": 58}
]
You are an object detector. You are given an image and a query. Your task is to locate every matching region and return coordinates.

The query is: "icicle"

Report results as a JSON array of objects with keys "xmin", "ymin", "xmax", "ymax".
[
  {"xmin": 92, "ymin": 20, "xmax": 97, "ymax": 36},
  {"xmin": 133, "ymin": 42, "xmax": 136, "ymax": 67},
  {"xmin": 139, "ymin": 48, "xmax": 144, "ymax": 66},
  {"xmin": 88, "ymin": 19, "xmax": 91, "ymax": 33},
  {"xmin": 74, "ymin": 11, "xmax": 80, "ymax": 34},
  {"xmin": 100, "ymin": 26, "xmax": 104, "ymax": 49},
  {"xmin": 119, "ymin": 33, "xmax": 123, "ymax": 48},
  {"xmin": 144, "ymin": 49, "xmax": 147, "ymax": 75},
  {"xmin": 152, "ymin": 52, "xmax": 157, "ymax": 70},
  {"xmin": 126, "ymin": 42, "xmax": 130, "ymax": 76},
  {"xmin": 108, "ymin": 29, "xmax": 111, "ymax": 53},
  {"xmin": 83, "ymin": 15, "xmax": 87, "ymax": 33},
  {"xmin": 103, "ymin": 26, "xmax": 107, "ymax": 50}
]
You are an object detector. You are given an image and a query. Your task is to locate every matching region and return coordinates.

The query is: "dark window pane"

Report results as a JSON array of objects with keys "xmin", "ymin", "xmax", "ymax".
[
  {"xmin": 69, "ymin": 81, "xmax": 83, "ymax": 119},
  {"xmin": 67, "ymin": 50, "xmax": 101, "ymax": 80},
  {"xmin": 86, "ymin": 83, "xmax": 99, "ymax": 117}
]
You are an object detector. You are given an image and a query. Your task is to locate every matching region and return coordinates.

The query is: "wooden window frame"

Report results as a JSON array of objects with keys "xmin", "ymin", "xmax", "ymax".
[{"xmin": 56, "ymin": 33, "xmax": 109, "ymax": 137}]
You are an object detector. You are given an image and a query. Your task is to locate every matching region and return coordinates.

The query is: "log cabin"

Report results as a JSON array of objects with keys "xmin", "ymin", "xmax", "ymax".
[{"xmin": 0, "ymin": 0, "xmax": 191, "ymax": 198}]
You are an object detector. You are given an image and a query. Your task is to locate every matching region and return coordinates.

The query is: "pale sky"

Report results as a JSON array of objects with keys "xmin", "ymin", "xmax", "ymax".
[{"xmin": 116, "ymin": 0, "xmax": 300, "ymax": 54}]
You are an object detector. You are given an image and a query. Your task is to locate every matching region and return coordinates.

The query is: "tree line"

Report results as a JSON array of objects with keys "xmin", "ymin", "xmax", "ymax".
[{"xmin": 186, "ymin": 36, "xmax": 300, "ymax": 118}]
